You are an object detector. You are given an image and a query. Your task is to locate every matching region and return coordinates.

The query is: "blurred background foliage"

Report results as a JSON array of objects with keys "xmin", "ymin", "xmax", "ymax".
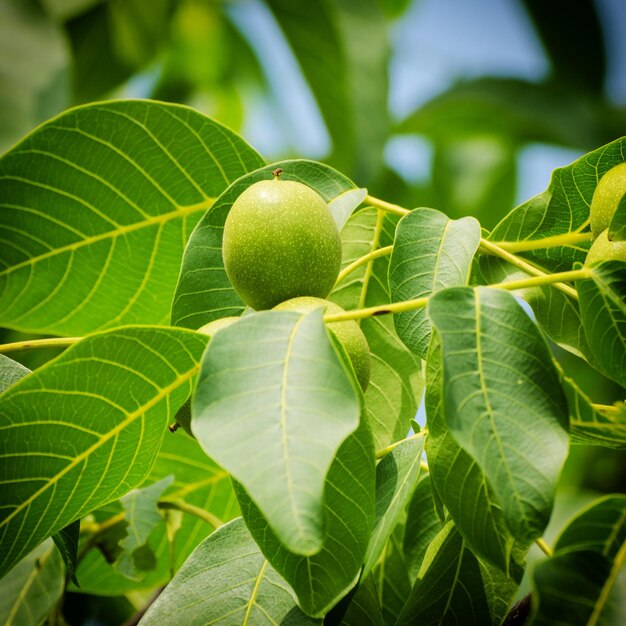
[{"xmin": 1, "ymin": 0, "xmax": 625, "ymax": 619}]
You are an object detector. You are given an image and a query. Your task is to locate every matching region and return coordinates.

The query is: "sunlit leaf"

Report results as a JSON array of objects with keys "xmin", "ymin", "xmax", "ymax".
[
  {"xmin": 237, "ymin": 417, "xmax": 375, "ymax": 618},
  {"xmin": 0, "ymin": 326, "xmax": 207, "ymax": 577},
  {"xmin": 0, "ymin": 539, "xmax": 64, "ymax": 626},
  {"xmin": 0, "ymin": 100, "xmax": 264, "ymax": 335},
  {"xmin": 140, "ymin": 518, "xmax": 321, "ymax": 626},
  {"xmin": 0, "ymin": 354, "xmax": 30, "ymax": 394},
  {"xmin": 170, "ymin": 158, "xmax": 356, "ymax": 330},
  {"xmin": 389, "ymin": 207, "xmax": 481, "ymax": 359},
  {"xmin": 578, "ymin": 261, "xmax": 626, "ymax": 387},
  {"xmin": 428, "ymin": 287, "xmax": 569, "ymax": 542}
]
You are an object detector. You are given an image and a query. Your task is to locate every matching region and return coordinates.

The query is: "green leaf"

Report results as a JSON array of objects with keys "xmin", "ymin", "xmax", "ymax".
[
  {"xmin": 363, "ymin": 434, "xmax": 425, "ymax": 576},
  {"xmin": 340, "ymin": 575, "xmax": 384, "ymax": 626},
  {"xmin": 237, "ymin": 416, "xmax": 376, "ymax": 618},
  {"xmin": 531, "ymin": 495, "xmax": 626, "ymax": 625},
  {"xmin": 402, "ymin": 475, "xmax": 442, "ymax": 582},
  {"xmin": 139, "ymin": 517, "xmax": 321, "ymax": 626},
  {"xmin": 479, "ymin": 557, "xmax": 523, "ymax": 625},
  {"xmin": 608, "ymin": 195, "xmax": 626, "ymax": 241},
  {"xmin": 329, "ymin": 188, "xmax": 367, "ymax": 231},
  {"xmin": 266, "ymin": 0, "xmax": 389, "ymax": 181},
  {"xmin": 193, "ymin": 310, "xmax": 360, "ymax": 556},
  {"xmin": 74, "ymin": 428, "xmax": 238, "ymax": 595},
  {"xmin": 373, "ymin": 526, "xmax": 411, "ymax": 625},
  {"xmin": 0, "ymin": 539, "xmax": 64, "ymax": 626},
  {"xmin": 331, "ymin": 207, "xmax": 423, "ymax": 450},
  {"xmin": 0, "ymin": 100, "xmax": 264, "ymax": 335},
  {"xmin": 52, "ymin": 520, "xmax": 80, "ymax": 585},
  {"xmin": 487, "ymin": 138, "xmax": 626, "ymax": 271},
  {"xmin": 0, "ymin": 354, "xmax": 30, "ymax": 394},
  {"xmin": 396, "ymin": 521, "xmax": 492, "ymax": 626},
  {"xmin": 170, "ymin": 159, "xmax": 356, "ymax": 330},
  {"xmin": 578, "ymin": 261, "xmax": 626, "ymax": 387},
  {"xmin": 424, "ymin": 333, "xmax": 517, "ymax": 571},
  {"xmin": 560, "ymin": 368, "xmax": 626, "ymax": 449},
  {"xmin": 389, "ymin": 208, "xmax": 481, "ymax": 359},
  {"xmin": 0, "ymin": 326, "xmax": 207, "ymax": 578},
  {"xmin": 428, "ymin": 287, "xmax": 570, "ymax": 542},
  {"xmin": 116, "ymin": 476, "xmax": 173, "ymax": 580}
]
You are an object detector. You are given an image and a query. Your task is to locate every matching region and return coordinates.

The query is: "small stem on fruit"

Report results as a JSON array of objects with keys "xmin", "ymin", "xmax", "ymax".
[
  {"xmin": 364, "ymin": 194, "xmax": 410, "ymax": 217},
  {"xmin": 375, "ymin": 430, "xmax": 428, "ymax": 459},
  {"xmin": 324, "ymin": 268, "xmax": 591, "ymax": 323},
  {"xmin": 272, "ymin": 167, "xmax": 283, "ymax": 179},
  {"xmin": 157, "ymin": 500, "xmax": 223, "ymax": 529},
  {"xmin": 535, "ymin": 538, "xmax": 553, "ymax": 557},
  {"xmin": 357, "ymin": 209, "xmax": 385, "ymax": 314},
  {"xmin": 335, "ymin": 245, "xmax": 393, "ymax": 286},
  {"xmin": 489, "ymin": 231, "xmax": 592, "ymax": 253},
  {"xmin": 479, "ymin": 238, "xmax": 581, "ymax": 300},
  {"xmin": 0, "ymin": 336, "xmax": 82, "ymax": 354}
]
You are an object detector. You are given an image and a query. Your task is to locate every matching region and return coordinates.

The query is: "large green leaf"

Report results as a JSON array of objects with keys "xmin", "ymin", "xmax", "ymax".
[
  {"xmin": 578, "ymin": 261, "xmax": 626, "ymax": 387},
  {"xmin": 0, "ymin": 326, "xmax": 207, "ymax": 577},
  {"xmin": 193, "ymin": 310, "xmax": 360, "ymax": 556},
  {"xmin": 363, "ymin": 434, "xmax": 425, "ymax": 576},
  {"xmin": 0, "ymin": 539, "xmax": 64, "ymax": 626},
  {"xmin": 74, "ymin": 428, "xmax": 238, "ymax": 595},
  {"xmin": 266, "ymin": 0, "xmax": 389, "ymax": 182},
  {"xmin": 428, "ymin": 287, "xmax": 569, "ymax": 542},
  {"xmin": 237, "ymin": 416, "xmax": 376, "ymax": 618},
  {"xmin": 389, "ymin": 207, "xmax": 481, "ymax": 359},
  {"xmin": 0, "ymin": 100, "xmax": 264, "ymax": 335},
  {"xmin": 402, "ymin": 475, "xmax": 442, "ymax": 582},
  {"xmin": 485, "ymin": 138, "xmax": 626, "ymax": 274},
  {"xmin": 139, "ymin": 517, "xmax": 321, "ymax": 626},
  {"xmin": 170, "ymin": 159, "xmax": 356, "ymax": 330},
  {"xmin": 531, "ymin": 495, "xmax": 626, "ymax": 625},
  {"xmin": 396, "ymin": 521, "xmax": 492, "ymax": 626},
  {"xmin": 425, "ymin": 333, "xmax": 517, "ymax": 572},
  {"xmin": 331, "ymin": 207, "xmax": 423, "ymax": 450}
]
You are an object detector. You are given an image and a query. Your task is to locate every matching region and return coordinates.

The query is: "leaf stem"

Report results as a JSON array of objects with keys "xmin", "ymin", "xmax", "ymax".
[
  {"xmin": 365, "ymin": 194, "xmax": 410, "ymax": 217},
  {"xmin": 535, "ymin": 538, "xmax": 553, "ymax": 557},
  {"xmin": 157, "ymin": 500, "xmax": 224, "ymax": 529},
  {"xmin": 489, "ymin": 231, "xmax": 592, "ymax": 253},
  {"xmin": 324, "ymin": 268, "xmax": 591, "ymax": 323},
  {"xmin": 478, "ymin": 239, "xmax": 580, "ymax": 300},
  {"xmin": 0, "ymin": 336, "xmax": 82, "ymax": 354},
  {"xmin": 335, "ymin": 245, "xmax": 393, "ymax": 286},
  {"xmin": 358, "ymin": 209, "xmax": 385, "ymax": 314},
  {"xmin": 375, "ymin": 430, "xmax": 428, "ymax": 459}
]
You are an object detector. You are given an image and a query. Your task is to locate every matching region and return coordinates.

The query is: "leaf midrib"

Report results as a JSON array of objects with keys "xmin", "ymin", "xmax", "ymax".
[{"xmin": 0, "ymin": 198, "xmax": 214, "ymax": 278}]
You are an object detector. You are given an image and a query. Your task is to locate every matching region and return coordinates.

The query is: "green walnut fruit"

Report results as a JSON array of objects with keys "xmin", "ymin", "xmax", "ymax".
[
  {"xmin": 222, "ymin": 176, "xmax": 342, "ymax": 310},
  {"xmin": 590, "ymin": 162, "xmax": 626, "ymax": 238},
  {"xmin": 585, "ymin": 229, "xmax": 626, "ymax": 265},
  {"xmin": 274, "ymin": 296, "xmax": 371, "ymax": 391},
  {"xmin": 174, "ymin": 316, "xmax": 240, "ymax": 437}
]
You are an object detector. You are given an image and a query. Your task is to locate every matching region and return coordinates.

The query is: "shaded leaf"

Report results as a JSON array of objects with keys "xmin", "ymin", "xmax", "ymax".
[
  {"xmin": 170, "ymin": 159, "xmax": 355, "ymax": 330},
  {"xmin": 139, "ymin": 517, "xmax": 321, "ymax": 626},
  {"xmin": 608, "ymin": 195, "xmax": 626, "ymax": 241},
  {"xmin": 237, "ymin": 416, "xmax": 376, "ymax": 618},
  {"xmin": 0, "ymin": 100, "xmax": 264, "ymax": 335},
  {"xmin": 193, "ymin": 310, "xmax": 360, "ymax": 556},
  {"xmin": 389, "ymin": 207, "xmax": 481, "ymax": 359},
  {"xmin": 363, "ymin": 434, "xmax": 425, "ymax": 576},
  {"xmin": 116, "ymin": 476, "xmax": 173, "ymax": 580},
  {"xmin": 0, "ymin": 539, "xmax": 64, "ymax": 626},
  {"xmin": 578, "ymin": 261, "xmax": 626, "ymax": 387},
  {"xmin": 52, "ymin": 520, "xmax": 80, "ymax": 585},
  {"xmin": 0, "ymin": 326, "xmax": 207, "ymax": 578},
  {"xmin": 331, "ymin": 207, "xmax": 423, "ymax": 450},
  {"xmin": 340, "ymin": 575, "xmax": 384, "ymax": 626},
  {"xmin": 428, "ymin": 287, "xmax": 570, "ymax": 542},
  {"xmin": 396, "ymin": 522, "xmax": 491, "ymax": 626},
  {"xmin": 532, "ymin": 495, "xmax": 626, "ymax": 625}
]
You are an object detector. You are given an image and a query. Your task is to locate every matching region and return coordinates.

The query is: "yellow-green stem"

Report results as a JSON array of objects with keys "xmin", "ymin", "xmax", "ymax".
[
  {"xmin": 158, "ymin": 500, "xmax": 223, "ymax": 529},
  {"xmin": 375, "ymin": 430, "xmax": 428, "ymax": 459},
  {"xmin": 365, "ymin": 194, "xmax": 410, "ymax": 217},
  {"xmin": 535, "ymin": 538, "xmax": 553, "ymax": 557},
  {"xmin": 479, "ymin": 239, "xmax": 580, "ymax": 300},
  {"xmin": 490, "ymin": 231, "xmax": 592, "ymax": 253},
  {"xmin": 335, "ymin": 245, "xmax": 394, "ymax": 286},
  {"xmin": 357, "ymin": 209, "xmax": 385, "ymax": 314},
  {"xmin": 0, "ymin": 336, "xmax": 81, "ymax": 354}
]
